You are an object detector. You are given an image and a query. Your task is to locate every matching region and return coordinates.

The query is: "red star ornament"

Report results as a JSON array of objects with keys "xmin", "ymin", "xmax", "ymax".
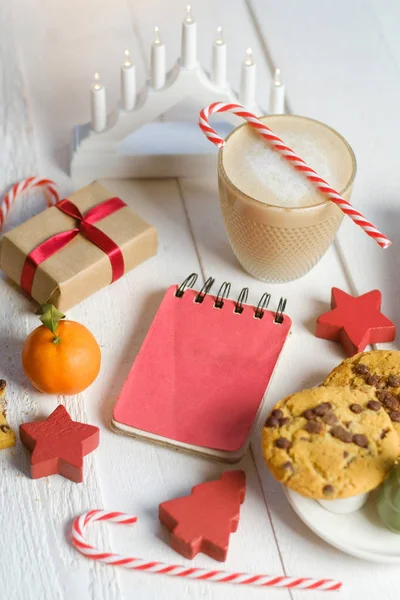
[
  {"xmin": 159, "ymin": 470, "xmax": 246, "ymax": 562},
  {"xmin": 316, "ymin": 288, "xmax": 395, "ymax": 356},
  {"xmin": 19, "ymin": 405, "xmax": 99, "ymax": 483}
]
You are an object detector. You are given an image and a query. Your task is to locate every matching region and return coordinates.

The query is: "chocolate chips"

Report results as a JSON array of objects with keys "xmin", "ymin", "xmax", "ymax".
[
  {"xmin": 330, "ymin": 426, "xmax": 353, "ymax": 443},
  {"xmin": 265, "ymin": 410, "xmax": 290, "ymax": 428},
  {"xmin": 350, "ymin": 366, "xmax": 400, "ymax": 418},
  {"xmin": 381, "ymin": 428, "xmax": 390, "ymax": 439},
  {"xmin": 383, "ymin": 395, "xmax": 399, "ymax": 411},
  {"xmin": 354, "ymin": 362, "xmax": 386, "ymax": 390},
  {"xmin": 281, "ymin": 461, "xmax": 294, "ymax": 473},
  {"xmin": 305, "ymin": 420, "xmax": 323, "ymax": 434},
  {"xmin": 303, "ymin": 404, "xmax": 334, "ymax": 426},
  {"xmin": 271, "ymin": 409, "xmax": 283, "ymax": 419},
  {"xmin": 352, "ymin": 434, "xmax": 368, "ymax": 448},
  {"xmin": 355, "ymin": 363, "xmax": 370, "ymax": 376},
  {"xmin": 314, "ymin": 402, "xmax": 332, "ymax": 416},
  {"xmin": 389, "ymin": 411, "xmax": 400, "ymax": 422},
  {"xmin": 322, "ymin": 411, "xmax": 338, "ymax": 425},
  {"xmin": 350, "ymin": 403, "xmax": 363, "ymax": 414},
  {"xmin": 0, "ymin": 424, "xmax": 11, "ymax": 433},
  {"xmin": 275, "ymin": 437, "xmax": 291, "ymax": 449},
  {"xmin": 302, "ymin": 404, "xmax": 337, "ymax": 431},
  {"xmin": 265, "ymin": 416, "xmax": 279, "ymax": 428},
  {"xmin": 303, "ymin": 409, "xmax": 316, "ymax": 420},
  {"xmin": 367, "ymin": 400, "xmax": 381, "ymax": 411},
  {"xmin": 323, "ymin": 484, "xmax": 334, "ymax": 495},
  {"xmin": 366, "ymin": 374, "xmax": 382, "ymax": 387},
  {"xmin": 376, "ymin": 390, "xmax": 389, "ymax": 402},
  {"xmin": 388, "ymin": 375, "xmax": 400, "ymax": 388},
  {"xmin": 366, "ymin": 383, "xmax": 400, "ymax": 414}
]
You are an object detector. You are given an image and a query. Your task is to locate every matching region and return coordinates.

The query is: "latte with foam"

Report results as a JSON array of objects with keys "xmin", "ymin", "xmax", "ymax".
[{"xmin": 218, "ymin": 115, "xmax": 356, "ymax": 282}]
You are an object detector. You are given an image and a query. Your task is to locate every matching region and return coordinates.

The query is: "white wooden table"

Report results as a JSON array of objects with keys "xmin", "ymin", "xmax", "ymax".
[{"xmin": 1, "ymin": 1, "xmax": 400, "ymax": 598}]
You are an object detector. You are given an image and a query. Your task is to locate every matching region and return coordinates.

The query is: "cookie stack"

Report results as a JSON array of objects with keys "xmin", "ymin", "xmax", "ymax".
[{"xmin": 262, "ymin": 350, "xmax": 400, "ymax": 504}]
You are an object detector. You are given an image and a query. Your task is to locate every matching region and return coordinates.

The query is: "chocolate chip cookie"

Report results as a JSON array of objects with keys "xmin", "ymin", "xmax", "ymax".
[
  {"xmin": 262, "ymin": 387, "xmax": 398, "ymax": 499},
  {"xmin": 324, "ymin": 350, "xmax": 400, "ymax": 441}
]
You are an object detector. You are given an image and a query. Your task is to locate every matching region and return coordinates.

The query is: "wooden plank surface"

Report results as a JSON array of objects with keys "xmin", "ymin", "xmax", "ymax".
[
  {"xmin": 247, "ymin": 1, "xmax": 400, "ymax": 598},
  {"xmin": 247, "ymin": 0, "xmax": 400, "ymax": 341},
  {"xmin": 1, "ymin": 2, "xmax": 287, "ymax": 599},
  {"xmin": 1, "ymin": 0, "xmax": 400, "ymax": 598}
]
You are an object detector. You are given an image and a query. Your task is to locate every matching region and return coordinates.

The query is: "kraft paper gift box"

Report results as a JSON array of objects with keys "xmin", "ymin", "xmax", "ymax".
[{"xmin": 0, "ymin": 181, "xmax": 158, "ymax": 311}]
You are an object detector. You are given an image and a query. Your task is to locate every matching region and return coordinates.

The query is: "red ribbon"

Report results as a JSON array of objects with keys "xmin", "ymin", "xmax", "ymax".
[{"xmin": 21, "ymin": 197, "xmax": 126, "ymax": 294}]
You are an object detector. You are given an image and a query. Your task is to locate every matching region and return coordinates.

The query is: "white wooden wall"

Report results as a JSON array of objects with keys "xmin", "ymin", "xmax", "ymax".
[{"xmin": 1, "ymin": 1, "xmax": 400, "ymax": 599}]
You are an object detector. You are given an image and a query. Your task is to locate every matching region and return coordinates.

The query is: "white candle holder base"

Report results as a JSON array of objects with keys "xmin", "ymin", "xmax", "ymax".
[{"xmin": 71, "ymin": 61, "xmax": 263, "ymax": 185}]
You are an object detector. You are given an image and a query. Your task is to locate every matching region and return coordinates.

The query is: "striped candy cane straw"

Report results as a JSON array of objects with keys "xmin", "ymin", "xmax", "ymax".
[
  {"xmin": 199, "ymin": 102, "xmax": 391, "ymax": 249},
  {"xmin": 72, "ymin": 510, "xmax": 342, "ymax": 592},
  {"xmin": 0, "ymin": 177, "xmax": 59, "ymax": 230}
]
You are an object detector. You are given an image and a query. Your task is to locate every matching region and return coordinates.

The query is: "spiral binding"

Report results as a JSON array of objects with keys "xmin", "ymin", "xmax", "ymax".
[
  {"xmin": 214, "ymin": 281, "xmax": 231, "ymax": 309},
  {"xmin": 175, "ymin": 273, "xmax": 197, "ymax": 298},
  {"xmin": 234, "ymin": 287, "xmax": 248, "ymax": 314},
  {"xmin": 194, "ymin": 277, "xmax": 215, "ymax": 303},
  {"xmin": 274, "ymin": 298, "xmax": 287, "ymax": 324},
  {"xmin": 175, "ymin": 273, "xmax": 287, "ymax": 323},
  {"xmin": 254, "ymin": 292, "xmax": 271, "ymax": 319}
]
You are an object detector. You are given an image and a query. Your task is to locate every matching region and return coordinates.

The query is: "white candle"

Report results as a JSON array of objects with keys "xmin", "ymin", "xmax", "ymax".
[
  {"xmin": 181, "ymin": 4, "xmax": 196, "ymax": 68},
  {"xmin": 91, "ymin": 72, "xmax": 107, "ymax": 132},
  {"xmin": 121, "ymin": 49, "xmax": 136, "ymax": 111},
  {"xmin": 269, "ymin": 68, "xmax": 285, "ymax": 114},
  {"xmin": 211, "ymin": 26, "xmax": 227, "ymax": 87},
  {"xmin": 151, "ymin": 26, "xmax": 166, "ymax": 89},
  {"xmin": 239, "ymin": 48, "xmax": 256, "ymax": 108}
]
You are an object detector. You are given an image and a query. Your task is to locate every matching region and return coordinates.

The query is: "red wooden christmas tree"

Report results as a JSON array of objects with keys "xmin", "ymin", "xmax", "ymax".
[{"xmin": 159, "ymin": 470, "xmax": 246, "ymax": 562}]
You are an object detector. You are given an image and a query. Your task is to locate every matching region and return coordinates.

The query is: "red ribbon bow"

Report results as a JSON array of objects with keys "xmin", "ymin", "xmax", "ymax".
[{"xmin": 21, "ymin": 197, "xmax": 126, "ymax": 294}]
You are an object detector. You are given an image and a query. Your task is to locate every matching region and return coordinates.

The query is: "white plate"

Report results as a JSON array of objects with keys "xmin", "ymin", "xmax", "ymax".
[{"xmin": 285, "ymin": 488, "xmax": 400, "ymax": 563}]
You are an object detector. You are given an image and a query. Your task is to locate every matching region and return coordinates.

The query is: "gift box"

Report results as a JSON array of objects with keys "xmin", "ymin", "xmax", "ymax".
[{"xmin": 0, "ymin": 181, "xmax": 158, "ymax": 311}]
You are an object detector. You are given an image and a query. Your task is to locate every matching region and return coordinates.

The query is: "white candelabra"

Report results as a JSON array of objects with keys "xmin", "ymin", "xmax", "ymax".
[{"xmin": 71, "ymin": 5, "xmax": 285, "ymax": 185}]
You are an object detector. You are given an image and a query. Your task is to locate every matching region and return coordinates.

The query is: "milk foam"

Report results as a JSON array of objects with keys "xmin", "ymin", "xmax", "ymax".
[{"xmin": 222, "ymin": 118, "xmax": 350, "ymax": 208}]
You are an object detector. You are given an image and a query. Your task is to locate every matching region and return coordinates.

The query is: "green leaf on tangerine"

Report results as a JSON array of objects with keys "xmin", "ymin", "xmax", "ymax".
[{"xmin": 37, "ymin": 303, "xmax": 66, "ymax": 335}]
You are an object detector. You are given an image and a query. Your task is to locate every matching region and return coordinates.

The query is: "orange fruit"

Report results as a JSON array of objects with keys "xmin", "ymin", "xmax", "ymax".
[{"xmin": 22, "ymin": 320, "xmax": 101, "ymax": 395}]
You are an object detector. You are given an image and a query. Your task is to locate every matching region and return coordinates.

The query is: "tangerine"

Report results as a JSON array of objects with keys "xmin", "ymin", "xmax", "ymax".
[{"xmin": 22, "ymin": 320, "xmax": 101, "ymax": 395}]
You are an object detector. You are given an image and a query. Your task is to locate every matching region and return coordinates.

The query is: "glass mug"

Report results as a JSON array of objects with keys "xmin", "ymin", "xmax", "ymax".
[{"xmin": 218, "ymin": 115, "xmax": 357, "ymax": 282}]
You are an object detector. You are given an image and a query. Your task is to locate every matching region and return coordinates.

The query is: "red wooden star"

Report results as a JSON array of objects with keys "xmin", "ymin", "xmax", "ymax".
[
  {"xmin": 159, "ymin": 470, "xmax": 246, "ymax": 562},
  {"xmin": 19, "ymin": 405, "xmax": 99, "ymax": 483},
  {"xmin": 316, "ymin": 288, "xmax": 395, "ymax": 356}
]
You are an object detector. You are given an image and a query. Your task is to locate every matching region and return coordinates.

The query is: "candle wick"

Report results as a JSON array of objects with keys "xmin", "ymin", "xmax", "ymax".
[
  {"xmin": 274, "ymin": 67, "xmax": 282, "ymax": 86},
  {"xmin": 93, "ymin": 72, "xmax": 101, "ymax": 90},
  {"xmin": 185, "ymin": 3, "xmax": 193, "ymax": 23},
  {"xmin": 244, "ymin": 47, "xmax": 254, "ymax": 66},
  {"xmin": 215, "ymin": 26, "xmax": 224, "ymax": 45},
  {"xmin": 124, "ymin": 49, "xmax": 132, "ymax": 67},
  {"xmin": 154, "ymin": 25, "xmax": 161, "ymax": 44}
]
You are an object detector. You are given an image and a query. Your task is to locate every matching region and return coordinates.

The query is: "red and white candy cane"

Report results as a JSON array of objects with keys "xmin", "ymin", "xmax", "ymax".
[
  {"xmin": 72, "ymin": 510, "xmax": 342, "ymax": 592},
  {"xmin": 0, "ymin": 177, "xmax": 59, "ymax": 230},
  {"xmin": 199, "ymin": 102, "xmax": 391, "ymax": 249}
]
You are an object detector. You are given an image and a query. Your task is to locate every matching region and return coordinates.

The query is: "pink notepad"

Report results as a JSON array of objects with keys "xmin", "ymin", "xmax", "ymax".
[{"xmin": 112, "ymin": 275, "xmax": 291, "ymax": 461}]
